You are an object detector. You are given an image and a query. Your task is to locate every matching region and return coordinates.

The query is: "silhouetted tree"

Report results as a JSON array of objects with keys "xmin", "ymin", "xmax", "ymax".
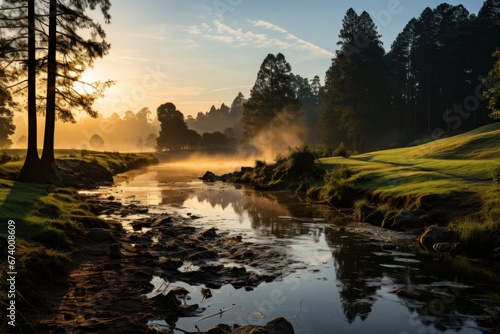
[
  {"xmin": 0, "ymin": 87, "xmax": 15, "ymax": 149},
  {"xmin": 1, "ymin": 0, "xmax": 113, "ymax": 181},
  {"xmin": 40, "ymin": 0, "xmax": 113, "ymax": 173},
  {"xmin": 89, "ymin": 134, "xmax": 104, "ymax": 149},
  {"xmin": 242, "ymin": 53, "xmax": 300, "ymax": 141},
  {"xmin": 156, "ymin": 102, "xmax": 189, "ymax": 150},
  {"xmin": 321, "ymin": 9, "xmax": 388, "ymax": 152}
]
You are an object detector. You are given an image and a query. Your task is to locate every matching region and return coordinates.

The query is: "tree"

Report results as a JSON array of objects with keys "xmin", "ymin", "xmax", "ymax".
[
  {"xmin": 1, "ymin": 0, "xmax": 42, "ymax": 181},
  {"xmin": 40, "ymin": 0, "xmax": 113, "ymax": 172},
  {"xmin": 484, "ymin": 49, "xmax": 500, "ymax": 120},
  {"xmin": 0, "ymin": 88, "xmax": 15, "ymax": 149},
  {"xmin": 156, "ymin": 102, "xmax": 189, "ymax": 150},
  {"xmin": 241, "ymin": 53, "xmax": 300, "ymax": 141},
  {"xmin": 89, "ymin": 134, "xmax": 104, "ymax": 149},
  {"xmin": 1, "ymin": 0, "xmax": 113, "ymax": 182},
  {"xmin": 322, "ymin": 9, "xmax": 389, "ymax": 152}
]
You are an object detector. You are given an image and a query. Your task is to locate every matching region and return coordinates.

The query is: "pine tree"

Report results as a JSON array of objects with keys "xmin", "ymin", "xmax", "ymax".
[{"xmin": 242, "ymin": 53, "xmax": 300, "ymax": 141}]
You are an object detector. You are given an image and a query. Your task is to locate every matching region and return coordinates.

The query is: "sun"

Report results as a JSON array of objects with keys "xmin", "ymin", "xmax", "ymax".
[{"xmin": 73, "ymin": 69, "xmax": 101, "ymax": 95}]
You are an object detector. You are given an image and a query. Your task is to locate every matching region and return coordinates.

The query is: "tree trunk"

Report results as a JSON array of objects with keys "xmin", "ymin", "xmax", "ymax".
[
  {"xmin": 41, "ymin": 0, "xmax": 58, "ymax": 178},
  {"xmin": 18, "ymin": 0, "xmax": 44, "ymax": 183}
]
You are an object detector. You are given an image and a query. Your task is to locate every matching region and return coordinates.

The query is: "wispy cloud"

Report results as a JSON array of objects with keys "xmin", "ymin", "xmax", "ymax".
[
  {"xmin": 249, "ymin": 20, "xmax": 287, "ymax": 34},
  {"xmin": 213, "ymin": 85, "xmax": 252, "ymax": 92},
  {"xmin": 186, "ymin": 19, "xmax": 334, "ymax": 58},
  {"xmin": 130, "ymin": 23, "xmax": 168, "ymax": 41}
]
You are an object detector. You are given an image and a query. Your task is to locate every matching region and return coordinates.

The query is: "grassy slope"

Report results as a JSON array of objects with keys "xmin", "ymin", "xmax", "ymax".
[
  {"xmin": 0, "ymin": 151, "xmax": 157, "ymax": 316},
  {"xmin": 320, "ymin": 123, "xmax": 499, "ymax": 201},
  {"xmin": 319, "ymin": 123, "xmax": 500, "ymax": 253}
]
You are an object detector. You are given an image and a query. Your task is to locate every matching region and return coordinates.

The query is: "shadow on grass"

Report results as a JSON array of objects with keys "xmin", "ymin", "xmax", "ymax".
[{"xmin": 0, "ymin": 181, "xmax": 51, "ymax": 238}]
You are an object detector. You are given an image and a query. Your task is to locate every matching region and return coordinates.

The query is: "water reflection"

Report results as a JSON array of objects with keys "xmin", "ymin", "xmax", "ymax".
[{"xmin": 108, "ymin": 163, "xmax": 499, "ymax": 333}]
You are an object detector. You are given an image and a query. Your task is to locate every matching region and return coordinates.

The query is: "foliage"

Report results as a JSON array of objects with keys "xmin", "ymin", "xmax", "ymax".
[
  {"xmin": 320, "ymin": 9, "xmax": 388, "ymax": 153},
  {"xmin": 332, "ymin": 142, "xmax": 351, "ymax": 158},
  {"xmin": 242, "ymin": 53, "xmax": 300, "ymax": 141},
  {"xmin": 186, "ymin": 93, "xmax": 245, "ymax": 141},
  {"xmin": 450, "ymin": 187, "xmax": 500, "ymax": 255},
  {"xmin": 0, "ymin": 89, "xmax": 15, "ymax": 149},
  {"xmin": 1, "ymin": 0, "xmax": 113, "ymax": 181},
  {"xmin": 484, "ymin": 49, "xmax": 500, "ymax": 120},
  {"xmin": 89, "ymin": 134, "xmax": 105, "ymax": 150},
  {"xmin": 236, "ymin": 146, "xmax": 320, "ymax": 190}
]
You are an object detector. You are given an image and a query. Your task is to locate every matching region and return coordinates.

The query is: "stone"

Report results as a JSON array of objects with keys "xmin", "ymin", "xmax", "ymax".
[
  {"xmin": 158, "ymin": 257, "xmax": 183, "ymax": 271},
  {"xmin": 202, "ymin": 227, "xmax": 218, "ymax": 239},
  {"xmin": 231, "ymin": 317, "xmax": 295, "ymax": 334},
  {"xmin": 84, "ymin": 228, "xmax": 117, "ymax": 243},
  {"xmin": 418, "ymin": 225, "xmax": 455, "ymax": 251},
  {"xmin": 388, "ymin": 211, "xmax": 419, "ymax": 231},
  {"xmin": 200, "ymin": 171, "xmax": 220, "ymax": 182},
  {"xmin": 364, "ymin": 209, "xmax": 384, "ymax": 227}
]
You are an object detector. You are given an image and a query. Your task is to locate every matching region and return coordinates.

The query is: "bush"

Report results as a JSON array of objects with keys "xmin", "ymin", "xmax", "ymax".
[
  {"xmin": 332, "ymin": 142, "xmax": 351, "ymax": 158},
  {"xmin": 314, "ymin": 144, "xmax": 333, "ymax": 158},
  {"xmin": 0, "ymin": 151, "xmax": 12, "ymax": 164}
]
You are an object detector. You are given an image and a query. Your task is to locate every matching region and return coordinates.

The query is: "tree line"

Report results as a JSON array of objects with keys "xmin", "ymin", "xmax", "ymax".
[
  {"xmin": 1, "ymin": 1, "xmax": 499, "ymax": 182},
  {"xmin": 241, "ymin": 1, "xmax": 499, "ymax": 153}
]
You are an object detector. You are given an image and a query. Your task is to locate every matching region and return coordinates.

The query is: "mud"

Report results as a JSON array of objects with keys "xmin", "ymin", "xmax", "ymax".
[{"xmin": 19, "ymin": 196, "xmax": 296, "ymax": 334}]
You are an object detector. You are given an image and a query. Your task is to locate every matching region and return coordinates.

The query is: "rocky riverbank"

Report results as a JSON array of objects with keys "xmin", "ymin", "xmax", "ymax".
[{"xmin": 18, "ymin": 195, "xmax": 297, "ymax": 333}]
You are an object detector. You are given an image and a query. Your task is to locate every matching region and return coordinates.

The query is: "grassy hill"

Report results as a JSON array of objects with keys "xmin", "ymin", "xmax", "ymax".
[
  {"xmin": 316, "ymin": 123, "xmax": 500, "ymax": 254},
  {"xmin": 320, "ymin": 122, "xmax": 499, "ymax": 198}
]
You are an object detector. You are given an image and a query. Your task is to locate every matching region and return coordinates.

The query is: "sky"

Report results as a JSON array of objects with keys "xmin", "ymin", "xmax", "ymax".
[{"xmin": 84, "ymin": 0, "xmax": 484, "ymax": 119}]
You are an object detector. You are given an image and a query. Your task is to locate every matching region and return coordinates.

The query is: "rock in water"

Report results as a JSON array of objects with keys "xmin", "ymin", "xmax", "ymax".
[
  {"xmin": 228, "ymin": 317, "xmax": 295, "ymax": 334},
  {"xmin": 418, "ymin": 225, "xmax": 454, "ymax": 251},
  {"xmin": 200, "ymin": 171, "xmax": 220, "ymax": 182}
]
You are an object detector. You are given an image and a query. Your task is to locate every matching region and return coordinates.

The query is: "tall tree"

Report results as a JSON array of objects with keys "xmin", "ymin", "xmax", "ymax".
[
  {"xmin": 386, "ymin": 19, "xmax": 417, "ymax": 131},
  {"xmin": 40, "ymin": 0, "xmax": 113, "ymax": 172},
  {"xmin": 322, "ymin": 9, "xmax": 388, "ymax": 152},
  {"xmin": 241, "ymin": 53, "xmax": 300, "ymax": 141},
  {"xmin": 1, "ymin": 0, "xmax": 43, "ymax": 181},
  {"xmin": 412, "ymin": 7, "xmax": 439, "ymax": 133},
  {"xmin": 1, "ymin": 0, "xmax": 113, "ymax": 182}
]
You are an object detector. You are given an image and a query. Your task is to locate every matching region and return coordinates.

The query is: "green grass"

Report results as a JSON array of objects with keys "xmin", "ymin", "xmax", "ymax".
[
  {"xmin": 0, "ymin": 150, "xmax": 156, "ymax": 312},
  {"xmin": 318, "ymin": 123, "xmax": 500, "ymax": 254},
  {"xmin": 320, "ymin": 123, "xmax": 500, "ymax": 200}
]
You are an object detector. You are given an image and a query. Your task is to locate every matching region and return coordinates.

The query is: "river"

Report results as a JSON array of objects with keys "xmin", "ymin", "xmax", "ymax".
[{"xmin": 94, "ymin": 161, "xmax": 499, "ymax": 333}]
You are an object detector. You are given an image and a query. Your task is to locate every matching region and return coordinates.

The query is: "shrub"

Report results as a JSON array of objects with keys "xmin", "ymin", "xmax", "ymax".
[
  {"xmin": 332, "ymin": 142, "xmax": 350, "ymax": 158},
  {"xmin": 314, "ymin": 144, "xmax": 333, "ymax": 158},
  {"xmin": 0, "ymin": 151, "xmax": 12, "ymax": 164}
]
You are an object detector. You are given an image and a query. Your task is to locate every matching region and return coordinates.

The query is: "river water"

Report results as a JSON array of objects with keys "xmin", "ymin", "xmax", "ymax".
[{"xmin": 96, "ymin": 162, "xmax": 499, "ymax": 334}]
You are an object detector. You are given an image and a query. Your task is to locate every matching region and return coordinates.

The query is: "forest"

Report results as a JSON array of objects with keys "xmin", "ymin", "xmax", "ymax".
[{"xmin": 1, "ymin": 1, "xmax": 499, "ymax": 156}]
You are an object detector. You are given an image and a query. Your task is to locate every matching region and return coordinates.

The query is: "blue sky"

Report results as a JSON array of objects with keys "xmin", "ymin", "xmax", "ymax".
[{"xmin": 86, "ymin": 0, "xmax": 484, "ymax": 118}]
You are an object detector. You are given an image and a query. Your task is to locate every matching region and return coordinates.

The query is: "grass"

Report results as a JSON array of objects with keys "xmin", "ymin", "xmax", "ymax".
[
  {"xmin": 317, "ymin": 122, "xmax": 500, "ymax": 254},
  {"xmin": 0, "ymin": 150, "xmax": 157, "ymax": 318}
]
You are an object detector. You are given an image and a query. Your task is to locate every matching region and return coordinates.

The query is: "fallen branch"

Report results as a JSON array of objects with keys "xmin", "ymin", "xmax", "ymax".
[{"xmin": 195, "ymin": 307, "xmax": 232, "ymax": 323}]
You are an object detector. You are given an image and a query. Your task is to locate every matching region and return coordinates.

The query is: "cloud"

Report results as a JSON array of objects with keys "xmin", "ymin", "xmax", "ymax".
[
  {"xmin": 186, "ymin": 19, "xmax": 334, "ymax": 58},
  {"xmin": 130, "ymin": 23, "xmax": 168, "ymax": 41},
  {"xmin": 249, "ymin": 20, "xmax": 287, "ymax": 34}
]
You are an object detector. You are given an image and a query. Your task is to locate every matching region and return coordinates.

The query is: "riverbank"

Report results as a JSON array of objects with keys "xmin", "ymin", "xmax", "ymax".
[
  {"xmin": 233, "ymin": 123, "xmax": 500, "ymax": 257},
  {"xmin": 0, "ymin": 151, "xmax": 296, "ymax": 333},
  {"xmin": 0, "ymin": 151, "xmax": 158, "ymax": 332}
]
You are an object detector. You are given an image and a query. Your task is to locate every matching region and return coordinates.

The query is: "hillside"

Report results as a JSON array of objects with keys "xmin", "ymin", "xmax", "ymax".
[
  {"xmin": 320, "ymin": 123, "xmax": 500, "ymax": 199},
  {"xmin": 318, "ymin": 123, "xmax": 500, "ymax": 255}
]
